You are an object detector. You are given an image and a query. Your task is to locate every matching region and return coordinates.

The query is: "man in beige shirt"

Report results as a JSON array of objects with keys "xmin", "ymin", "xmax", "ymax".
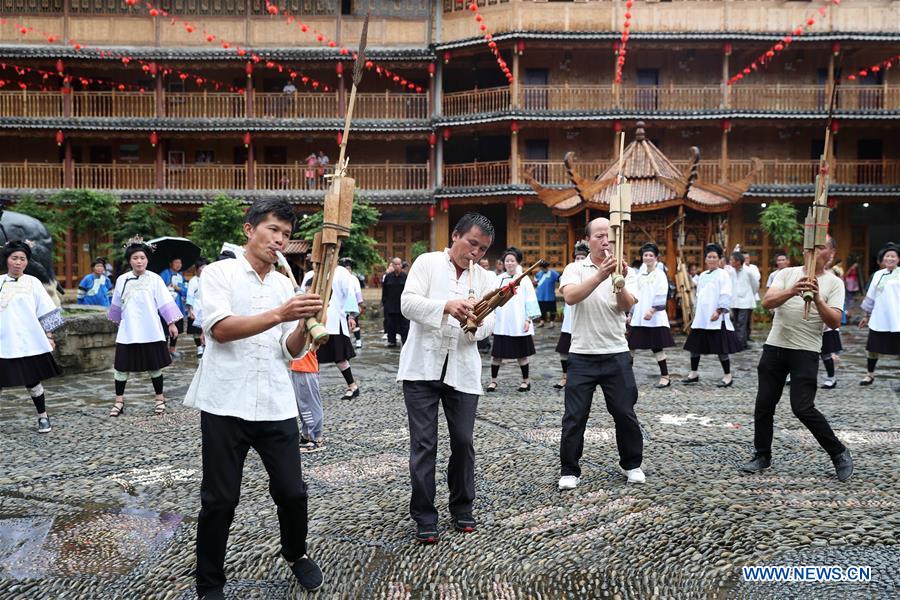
[
  {"xmin": 558, "ymin": 217, "xmax": 644, "ymax": 490},
  {"xmin": 740, "ymin": 235, "xmax": 853, "ymax": 481}
]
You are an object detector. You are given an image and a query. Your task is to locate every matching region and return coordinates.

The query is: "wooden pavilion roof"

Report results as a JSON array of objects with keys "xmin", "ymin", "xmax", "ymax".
[{"xmin": 526, "ymin": 122, "xmax": 760, "ymax": 216}]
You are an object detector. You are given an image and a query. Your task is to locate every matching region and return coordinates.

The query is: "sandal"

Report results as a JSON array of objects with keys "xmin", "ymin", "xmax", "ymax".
[
  {"xmin": 655, "ymin": 377, "xmax": 671, "ymax": 389},
  {"xmin": 109, "ymin": 401, "xmax": 125, "ymax": 417},
  {"xmin": 517, "ymin": 382, "xmax": 531, "ymax": 392},
  {"xmin": 859, "ymin": 375, "xmax": 875, "ymax": 386},
  {"xmin": 342, "ymin": 387, "xmax": 360, "ymax": 400},
  {"xmin": 154, "ymin": 398, "xmax": 167, "ymax": 415},
  {"xmin": 486, "ymin": 382, "xmax": 497, "ymax": 393}
]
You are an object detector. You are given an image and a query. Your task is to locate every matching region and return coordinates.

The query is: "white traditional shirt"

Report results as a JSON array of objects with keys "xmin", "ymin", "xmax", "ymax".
[
  {"xmin": 493, "ymin": 271, "xmax": 540, "ymax": 337},
  {"xmin": 560, "ymin": 303, "xmax": 573, "ymax": 334},
  {"xmin": 397, "ymin": 250, "xmax": 495, "ymax": 395},
  {"xmin": 746, "ymin": 262, "xmax": 761, "ymax": 300},
  {"xmin": 691, "ymin": 268, "xmax": 735, "ymax": 331},
  {"xmin": 559, "ymin": 257, "xmax": 638, "ymax": 355},
  {"xmin": 862, "ymin": 267, "xmax": 900, "ymax": 333},
  {"xmin": 343, "ymin": 269, "xmax": 364, "ymax": 315},
  {"xmin": 325, "ymin": 266, "xmax": 354, "ymax": 337},
  {"xmin": 183, "ymin": 254, "xmax": 300, "ymax": 421},
  {"xmin": 186, "ymin": 275, "xmax": 203, "ymax": 327},
  {"xmin": 0, "ymin": 273, "xmax": 63, "ymax": 359},
  {"xmin": 730, "ymin": 266, "xmax": 760, "ymax": 310},
  {"xmin": 631, "ymin": 264, "xmax": 671, "ymax": 328},
  {"xmin": 108, "ymin": 270, "xmax": 182, "ymax": 344}
]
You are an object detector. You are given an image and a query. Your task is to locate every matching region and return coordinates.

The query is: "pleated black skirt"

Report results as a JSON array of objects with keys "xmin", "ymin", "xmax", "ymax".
[
  {"xmin": 0, "ymin": 352, "xmax": 62, "ymax": 387},
  {"xmin": 316, "ymin": 332, "xmax": 356, "ymax": 364},
  {"xmin": 555, "ymin": 331, "xmax": 572, "ymax": 355},
  {"xmin": 492, "ymin": 334, "xmax": 536, "ymax": 359},
  {"xmin": 821, "ymin": 330, "xmax": 843, "ymax": 355},
  {"xmin": 866, "ymin": 330, "xmax": 900, "ymax": 355},
  {"xmin": 683, "ymin": 323, "xmax": 742, "ymax": 355},
  {"xmin": 628, "ymin": 326, "xmax": 676, "ymax": 350},
  {"xmin": 114, "ymin": 341, "xmax": 172, "ymax": 373}
]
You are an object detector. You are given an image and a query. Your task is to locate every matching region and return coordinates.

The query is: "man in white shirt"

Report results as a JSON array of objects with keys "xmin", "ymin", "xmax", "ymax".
[
  {"xmin": 729, "ymin": 251, "xmax": 759, "ymax": 351},
  {"xmin": 558, "ymin": 218, "xmax": 644, "ymax": 490},
  {"xmin": 766, "ymin": 251, "xmax": 790, "ymax": 289},
  {"xmin": 397, "ymin": 213, "xmax": 496, "ymax": 544},
  {"xmin": 183, "ymin": 199, "xmax": 325, "ymax": 599}
]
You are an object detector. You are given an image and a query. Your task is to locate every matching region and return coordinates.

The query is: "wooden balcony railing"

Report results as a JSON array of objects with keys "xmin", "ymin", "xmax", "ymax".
[
  {"xmin": 443, "ymin": 161, "xmax": 511, "ymax": 187},
  {"xmin": 73, "ymin": 163, "xmax": 155, "ymax": 189},
  {"xmin": 354, "ymin": 93, "xmax": 429, "ymax": 120},
  {"xmin": 255, "ymin": 163, "xmax": 430, "ymax": 191},
  {"xmin": 0, "ymin": 91, "xmax": 63, "ymax": 117},
  {"xmin": 0, "ymin": 162, "xmax": 63, "ymax": 188},
  {"xmin": 165, "ymin": 92, "xmax": 245, "ymax": 119},
  {"xmin": 521, "ymin": 160, "xmax": 610, "ymax": 186},
  {"xmin": 443, "ymin": 87, "xmax": 510, "ymax": 116},
  {"xmin": 73, "ymin": 91, "xmax": 155, "ymax": 118},
  {"xmin": 163, "ymin": 164, "xmax": 247, "ymax": 189},
  {"xmin": 255, "ymin": 92, "xmax": 339, "ymax": 119}
]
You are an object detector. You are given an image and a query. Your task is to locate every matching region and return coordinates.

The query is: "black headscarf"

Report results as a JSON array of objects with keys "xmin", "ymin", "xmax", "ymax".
[{"xmin": 2, "ymin": 239, "xmax": 32, "ymax": 262}]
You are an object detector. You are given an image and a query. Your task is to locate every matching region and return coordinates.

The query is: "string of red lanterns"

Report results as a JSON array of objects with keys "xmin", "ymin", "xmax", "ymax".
[
  {"xmin": 135, "ymin": 2, "xmax": 332, "ymax": 92},
  {"xmin": 846, "ymin": 52, "xmax": 900, "ymax": 81},
  {"xmin": 728, "ymin": 0, "xmax": 841, "ymax": 85},
  {"xmin": 467, "ymin": 2, "xmax": 513, "ymax": 84},
  {"xmin": 0, "ymin": 60, "xmax": 148, "ymax": 93},
  {"xmin": 614, "ymin": 0, "xmax": 634, "ymax": 84},
  {"xmin": 262, "ymin": 2, "xmax": 425, "ymax": 93}
]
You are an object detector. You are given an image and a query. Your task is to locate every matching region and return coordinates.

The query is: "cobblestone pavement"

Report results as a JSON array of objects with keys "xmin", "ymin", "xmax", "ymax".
[{"xmin": 0, "ymin": 325, "xmax": 897, "ymax": 599}]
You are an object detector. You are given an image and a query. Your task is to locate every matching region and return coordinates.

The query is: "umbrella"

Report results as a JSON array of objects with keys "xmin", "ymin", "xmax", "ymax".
[{"xmin": 146, "ymin": 237, "xmax": 201, "ymax": 274}]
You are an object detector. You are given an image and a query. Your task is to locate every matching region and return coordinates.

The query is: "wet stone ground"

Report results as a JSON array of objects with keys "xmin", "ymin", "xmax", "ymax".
[{"xmin": 0, "ymin": 324, "xmax": 897, "ymax": 599}]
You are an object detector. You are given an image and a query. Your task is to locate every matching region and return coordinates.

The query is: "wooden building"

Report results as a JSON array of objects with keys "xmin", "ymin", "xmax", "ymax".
[{"xmin": 0, "ymin": 0, "xmax": 898, "ymax": 287}]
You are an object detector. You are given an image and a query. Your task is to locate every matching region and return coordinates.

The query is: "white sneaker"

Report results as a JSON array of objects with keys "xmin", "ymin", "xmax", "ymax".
[
  {"xmin": 354, "ymin": 340, "xmax": 362, "ymax": 349},
  {"xmin": 623, "ymin": 467, "xmax": 646, "ymax": 484},
  {"xmin": 558, "ymin": 475, "xmax": 580, "ymax": 491}
]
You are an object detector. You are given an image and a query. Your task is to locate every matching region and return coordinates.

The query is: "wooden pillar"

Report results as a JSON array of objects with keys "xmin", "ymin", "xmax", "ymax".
[
  {"xmin": 511, "ymin": 50, "xmax": 520, "ymax": 108},
  {"xmin": 338, "ymin": 71, "xmax": 347, "ymax": 118},
  {"xmin": 720, "ymin": 126, "xmax": 729, "ymax": 183},
  {"xmin": 246, "ymin": 78, "xmax": 254, "ymax": 118},
  {"xmin": 247, "ymin": 142, "xmax": 255, "ymax": 189},
  {"xmin": 510, "ymin": 128, "xmax": 520, "ymax": 184},
  {"xmin": 63, "ymin": 139, "xmax": 73, "ymax": 188},
  {"xmin": 435, "ymin": 134, "xmax": 444, "ymax": 188},
  {"xmin": 433, "ymin": 208, "xmax": 449, "ymax": 251},
  {"xmin": 155, "ymin": 70, "xmax": 164, "ymax": 117},
  {"xmin": 64, "ymin": 229, "xmax": 73, "ymax": 288},
  {"xmin": 507, "ymin": 200, "xmax": 521, "ymax": 247},
  {"xmin": 155, "ymin": 143, "xmax": 164, "ymax": 189},
  {"xmin": 567, "ymin": 217, "xmax": 576, "ymax": 256},
  {"xmin": 722, "ymin": 46, "xmax": 730, "ymax": 109}
]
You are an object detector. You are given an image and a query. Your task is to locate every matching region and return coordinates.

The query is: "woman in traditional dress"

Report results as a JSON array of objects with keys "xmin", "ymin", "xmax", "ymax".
[
  {"xmin": 487, "ymin": 246, "xmax": 541, "ymax": 392},
  {"xmin": 107, "ymin": 238, "xmax": 183, "ymax": 416},
  {"xmin": 820, "ymin": 251, "xmax": 843, "ymax": 390},
  {"xmin": 77, "ymin": 258, "xmax": 113, "ymax": 306},
  {"xmin": 185, "ymin": 258, "xmax": 208, "ymax": 359},
  {"xmin": 0, "ymin": 240, "xmax": 64, "ymax": 433},
  {"xmin": 859, "ymin": 242, "xmax": 899, "ymax": 386},
  {"xmin": 629, "ymin": 243, "xmax": 676, "ymax": 388},
  {"xmin": 682, "ymin": 243, "xmax": 741, "ymax": 387},
  {"xmin": 554, "ymin": 241, "xmax": 589, "ymax": 390}
]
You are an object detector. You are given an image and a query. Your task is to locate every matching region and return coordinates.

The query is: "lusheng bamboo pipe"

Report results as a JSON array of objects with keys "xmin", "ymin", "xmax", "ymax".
[
  {"xmin": 610, "ymin": 131, "xmax": 632, "ymax": 293},
  {"xmin": 462, "ymin": 259, "xmax": 547, "ymax": 333}
]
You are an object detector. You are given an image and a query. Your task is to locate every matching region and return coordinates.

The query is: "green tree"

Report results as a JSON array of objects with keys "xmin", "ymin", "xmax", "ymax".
[
  {"xmin": 115, "ymin": 203, "xmax": 176, "ymax": 255},
  {"xmin": 190, "ymin": 194, "xmax": 246, "ymax": 260},
  {"xmin": 50, "ymin": 189, "xmax": 120, "ymax": 258},
  {"xmin": 759, "ymin": 201, "xmax": 803, "ymax": 259},
  {"xmin": 8, "ymin": 195, "xmax": 66, "ymax": 245},
  {"xmin": 410, "ymin": 240, "xmax": 429, "ymax": 262},
  {"xmin": 295, "ymin": 198, "xmax": 383, "ymax": 276}
]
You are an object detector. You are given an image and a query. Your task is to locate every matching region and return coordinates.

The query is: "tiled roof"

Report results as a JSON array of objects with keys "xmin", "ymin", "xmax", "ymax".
[
  {"xmin": 0, "ymin": 44, "xmax": 434, "ymax": 61},
  {"xmin": 2, "ymin": 118, "xmax": 431, "ymax": 133}
]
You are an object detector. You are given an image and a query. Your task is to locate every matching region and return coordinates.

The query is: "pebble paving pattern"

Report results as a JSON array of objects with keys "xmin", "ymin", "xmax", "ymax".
[{"xmin": 0, "ymin": 325, "xmax": 897, "ymax": 599}]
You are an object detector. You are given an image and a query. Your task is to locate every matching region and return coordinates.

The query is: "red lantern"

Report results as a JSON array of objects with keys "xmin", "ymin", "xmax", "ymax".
[
  {"xmin": 428, "ymin": 204, "xmax": 436, "ymax": 220},
  {"xmin": 722, "ymin": 119, "xmax": 732, "ymax": 132},
  {"xmin": 428, "ymin": 132, "xmax": 437, "ymax": 148},
  {"xmin": 337, "ymin": 132, "xmax": 343, "ymax": 146},
  {"xmin": 613, "ymin": 121, "xmax": 622, "ymax": 133},
  {"xmin": 510, "ymin": 120, "xmax": 519, "ymax": 134},
  {"xmin": 517, "ymin": 40, "xmax": 526, "ymax": 56},
  {"xmin": 832, "ymin": 41, "xmax": 841, "ymax": 55},
  {"xmin": 723, "ymin": 42, "xmax": 732, "ymax": 56},
  {"xmin": 149, "ymin": 62, "xmax": 158, "ymax": 77},
  {"xmin": 245, "ymin": 61, "xmax": 253, "ymax": 78},
  {"xmin": 55, "ymin": 130, "xmax": 64, "ymax": 147},
  {"xmin": 443, "ymin": 128, "xmax": 451, "ymax": 141},
  {"xmin": 336, "ymin": 61, "xmax": 344, "ymax": 78},
  {"xmin": 440, "ymin": 198, "xmax": 449, "ymax": 212},
  {"xmin": 428, "ymin": 63, "xmax": 436, "ymax": 78},
  {"xmin": 515, "ymin": 196, "xmax": 524, "ymax": 210},
  {"xmin": 243, "ymin": 132, "xmax": 251, "ymax": 148},
  {"xmin": 443, "ymin": 50, "xmax": 452, "ymax": 65},
  {"xmin": 830, "ymin": 120, "xmax": 840, "ymax": 135},
  {"xmin": 149, "ymin": 131, "xmax": 158, "ymax": 147},
  {"xmin": 55, "ymin": 59, "xmax": 64, "ymax": 75}
]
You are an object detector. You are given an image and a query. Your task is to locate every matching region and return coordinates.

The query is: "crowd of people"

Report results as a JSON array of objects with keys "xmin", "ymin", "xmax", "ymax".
[{"xmin": 1, "ymin": 200, "xmax": 897, "ymax": 599}]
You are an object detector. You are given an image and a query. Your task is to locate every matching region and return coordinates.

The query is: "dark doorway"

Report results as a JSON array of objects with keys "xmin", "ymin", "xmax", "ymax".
[
  {"xmin": 264, "ymin": 146, "xmax": 287, "ymax": 164},
  {"xmin": 858, "ymin": 70, "xmax": 884, "ymax": 110},
  {"xmin": 448, "ymin": 202, "xmax": 507, "ymax": 265},
  {"xmin": 524, "ymin": 139, "xmax": 549, "ymax": 181},
  {"xmin": 857, "ymin": 139, "xmax": 883, "ymax": 184},
  {"xmin": 234, "ymin": 146, "xmax": 248, "ymax": 165},
  {"xmin": 636, "ymin": 69, "xmax": 659, "ymax": 112},
  {"xmin": 523, "ymin": 68, "xmax": 549, "ymax": 110},
  {"xmin": 406, "ymin": 145, "xmax": 429, "ymax": 188},
  {"xmin": 89, "ymin": 146, "xmax": 112, "ymax": 163}
]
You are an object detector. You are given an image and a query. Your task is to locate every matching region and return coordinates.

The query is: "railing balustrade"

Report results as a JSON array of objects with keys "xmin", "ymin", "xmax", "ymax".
[
  {"xmin": 0, "ymin": 162, "xmax": 63, "ymax": 188},
  {"xmin": 165, "ymin": 92, "xmax": 245, "ymax": 119},
  {"xmin": 163, "ymin": 164, "xmax": 247, "ymax": 190},
  {"xmin": 73, "ymin": 91, "xmax": 155, "ymax": 118},
  {"xmin": 442, "ymin": 161, "xmax": 511, "ymax": 187},
  {"xmin": 73, "ymin": 163, "xmax": 155, "ymax": 189},
  {"xmin": 355, "ymin": 93, "xmax": 429, "ymax": 120},
  {"xmin": 0, "ymin": 91, "xmax": 64, "ymax": 117},
  {"xmin": 443, "ymin": 87, "xmax": 510, "ymax": 116},
  {"xmin": 255, "ymin": 92, "xmax": 339, "ymax": 119}
]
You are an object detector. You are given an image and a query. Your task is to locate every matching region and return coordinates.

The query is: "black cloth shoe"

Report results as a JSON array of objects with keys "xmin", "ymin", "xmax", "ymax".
[
  {"xmin": 452, "ymin": 513, "xmax": 477, "ymax": 533},
  {"xmin": 681, "ymin": 375, "xmax": 699, "ymax": 385},
  {"xmin": 290, "ymin": 555, "xmax": 324, "ymax": 592},
  {"xmin": 739, "ymin": 453, "xmax": 771, "ymax": 473},
  {"xmin": 199, "ymin": 590, "xmax": 225, "ymax": 600},
  {"xmin": 831, "ymin": 448, "xmax": 853, "ymax": 482},
  {"xmin": 716, "ymin": 379, "xmax": 733, "ymax": 388},
  {"xmin": 415, "ymin": 523, "xmax": 440, "ymax": 544}
]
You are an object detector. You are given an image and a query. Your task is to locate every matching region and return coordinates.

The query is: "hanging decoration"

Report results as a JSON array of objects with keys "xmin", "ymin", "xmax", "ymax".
[
  {"xmin": 846, "ymin": 51, "xmax": 900, "ymax": 81},
  {"xmin": 243, "ymin": 132, "xmax": 252, "ymax": 148},
  {"xmin": 614, "ymin": 0, "xmax": 634, "ymax": 84},
  {"xmin": 149, "ymin": 131, "xmax": 158, "ymax": 147},
  {"xmin": 55, "ymin": 130, "xmax": 64, "ymax": 146},
  {"xmin": 428, "ymin": 132, "xmax": 437, "ymax": 148},
  {"xmin": 728, "ymin": 0, "xmax": 841, "ymax": 85},
  {"xmin": 467, "ymin": 3, "xmax": 513, "ymax": 84},
  {"xmin": 428, "ymin": 204, "xmax": 436, "ymax": 220}
]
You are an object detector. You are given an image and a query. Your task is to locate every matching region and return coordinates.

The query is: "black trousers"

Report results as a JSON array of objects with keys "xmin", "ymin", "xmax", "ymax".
[
  {"xmin": 386, "ymin": 312, "xmax": 410, "ymax": 345},
  {"xmin": 403, "ymin": 380, "xmax": 478, "ymax": 526},
  {"xmin": 732, "ymin": 308, "xmax": 752, "ymax": 350},
  {"xmin": 560, "ymin": 352, "xmax": 642, "ymax": 475},
  {"xmin": 196, "ymin": 412, "xmax": 308, "ymax": 597},
  {"xmin": 753, "ymin": 345, "xmax": 845, "ymax": 457}
]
